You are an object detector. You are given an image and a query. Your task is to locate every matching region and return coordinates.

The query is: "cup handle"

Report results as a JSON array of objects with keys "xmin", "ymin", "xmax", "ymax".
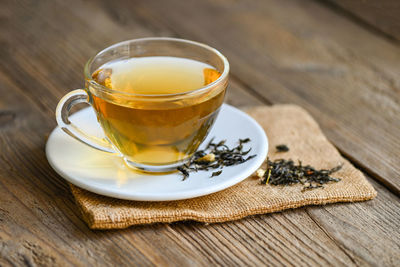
[{"xmin": 55, "ymin": 89, "xmax": 116, "ymax": 153}]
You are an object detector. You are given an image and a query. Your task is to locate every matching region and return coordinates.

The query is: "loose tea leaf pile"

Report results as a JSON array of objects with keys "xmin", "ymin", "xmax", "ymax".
[
  {"xmin": 177, "ymin": 138, "xmax": 256, "ymax": 180},
  {"xmin": 258, "ymin": 145, "xmax": 342, "ymax": 191}
]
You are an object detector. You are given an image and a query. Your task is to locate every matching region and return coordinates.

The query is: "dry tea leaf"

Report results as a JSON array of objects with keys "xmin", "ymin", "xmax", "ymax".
[{"xmin": 276, "ymin": 144, "xmax": 289, "ymax": 152}]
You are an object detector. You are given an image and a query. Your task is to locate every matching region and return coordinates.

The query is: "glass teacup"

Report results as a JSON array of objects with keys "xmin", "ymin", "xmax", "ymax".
[{"xmin": 56, "ymin": 38, "xmax": 229, "ymax": 172}]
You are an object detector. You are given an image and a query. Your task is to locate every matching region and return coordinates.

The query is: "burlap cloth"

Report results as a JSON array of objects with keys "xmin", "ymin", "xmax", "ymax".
[{"xmin": 70, "ymin": 105, "xmax": 376, "ymax": 229}]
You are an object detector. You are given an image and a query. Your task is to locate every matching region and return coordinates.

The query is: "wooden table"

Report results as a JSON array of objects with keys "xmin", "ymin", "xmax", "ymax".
[{"xmin": 1, "ymin": 0, "xmax": 399, "ymax": 266}]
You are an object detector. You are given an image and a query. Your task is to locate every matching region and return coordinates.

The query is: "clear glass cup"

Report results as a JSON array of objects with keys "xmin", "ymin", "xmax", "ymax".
[{"xmin": 56, "ymin": 37, "xmax": 229, "ymax": 172}]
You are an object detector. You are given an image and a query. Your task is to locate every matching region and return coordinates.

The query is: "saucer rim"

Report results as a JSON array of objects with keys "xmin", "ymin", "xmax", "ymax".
[{"xmin": 45, "ymin": 104, "xmax": 268, "ymax": 201}]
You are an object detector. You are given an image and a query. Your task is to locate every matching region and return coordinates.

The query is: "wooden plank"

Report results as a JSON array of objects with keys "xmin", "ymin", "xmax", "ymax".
[
  {"xmin": 327, "ymin": 0, "xmax": 400, "ymax": 41},
  {"xmin": 126, "ymin": 0, "xmax": 400, "ymax": 195},
  {"xmin": 306, "ymin": 177, "xmax": 400, "ymax": 266},
  {"xmin": 0, "ymin": 0, "xmax": 399, "ymax": 266}
]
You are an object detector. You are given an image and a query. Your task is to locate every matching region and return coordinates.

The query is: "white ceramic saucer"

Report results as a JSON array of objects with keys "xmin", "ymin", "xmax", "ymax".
[{"xmin": 46, "ymin": 104, "xmax": 268, "ymax": 201}]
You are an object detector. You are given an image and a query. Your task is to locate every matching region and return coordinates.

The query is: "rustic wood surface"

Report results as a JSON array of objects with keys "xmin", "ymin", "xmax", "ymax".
[
  {"xmin": 327, "ymin": 0, "xmax": 400, "ymax": 41},
  {"xmin": 0, "ymin": 0, "xmax": 399, "ymax": 266}
]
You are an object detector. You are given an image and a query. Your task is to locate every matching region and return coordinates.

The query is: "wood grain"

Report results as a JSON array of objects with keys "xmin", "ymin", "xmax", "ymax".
[
  {"xmin": 327, "ymin": 0, "xmax": 400, "ymax": 41},
  {"xmin": 0, "ymin": 0, "xmax": 399, "ymax": 266},
  {"xmin": 127, "ymin": 0, "xmax": 400, "ymax": 195}
]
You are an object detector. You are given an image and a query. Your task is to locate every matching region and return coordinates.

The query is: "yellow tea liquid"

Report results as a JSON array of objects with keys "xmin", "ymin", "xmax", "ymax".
[{"xmin": 89, "ymin": 56, "xmax": 225, "ymax": 166}]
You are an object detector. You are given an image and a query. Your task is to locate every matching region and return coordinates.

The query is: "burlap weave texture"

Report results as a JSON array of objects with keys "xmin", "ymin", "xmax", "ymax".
[{"xmin": 70, "ymin": 105, "xmax": 376, "ymax": 229}]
